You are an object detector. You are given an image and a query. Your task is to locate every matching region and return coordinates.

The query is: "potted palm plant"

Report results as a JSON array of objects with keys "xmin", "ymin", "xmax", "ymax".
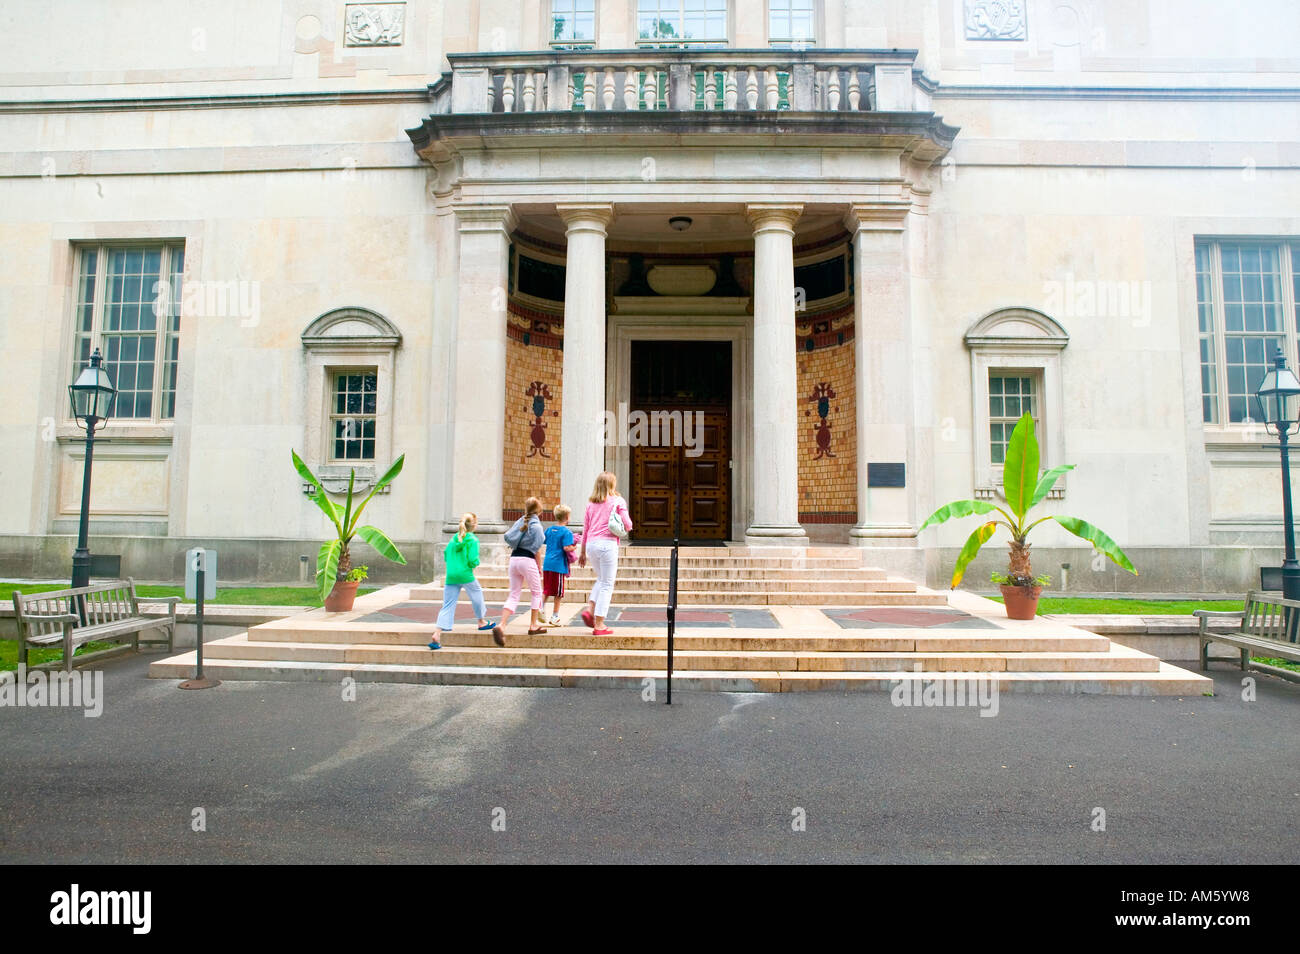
[
  {"xmin": 918, "ymin": 412, "xmax": 1137, "ymax": 619},
  {"xmin": 292, "ymin": 450, "xmax": 407, "ymax": 612}
]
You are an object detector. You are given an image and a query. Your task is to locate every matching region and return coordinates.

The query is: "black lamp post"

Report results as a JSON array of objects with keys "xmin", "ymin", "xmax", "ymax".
[
  {"xmin": 1255, "ymin": 347, "xmax": 1300, "ymax": 602},
  {"xmin": 68, "ymin": 348, "xmax": 116, "ymax": 591}
]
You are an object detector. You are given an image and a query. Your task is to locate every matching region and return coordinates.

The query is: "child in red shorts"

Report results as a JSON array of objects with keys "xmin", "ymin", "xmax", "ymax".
[{"xmin": 542, "ymin": 504, "xmax": 578, "ymax": 626}]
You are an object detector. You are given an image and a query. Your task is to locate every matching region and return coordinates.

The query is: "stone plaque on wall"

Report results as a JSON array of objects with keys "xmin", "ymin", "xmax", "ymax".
[
  {"xmin": 344, "ymin": 3, "xmax": 405, "ymax": 46},
  {"xmin": 963, "ymin": 0, "xmax": 1027, "ymax": 40}
]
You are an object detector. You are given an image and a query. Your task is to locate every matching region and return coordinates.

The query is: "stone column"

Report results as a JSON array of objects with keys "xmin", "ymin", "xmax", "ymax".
[
  {"xmin": 557, "ymin": 203, "xmax": 614, "ymax": 526},
  {"xmin": 745, "ymin": 203, "xmax": 807, "ymax": 543},
  {"xmin": 846, "ymin": 203, "xmax": 918, "ymax": 562},
  {"xmin": 446, "ymin": 204, "xmax": 515, "ymax": 538}
]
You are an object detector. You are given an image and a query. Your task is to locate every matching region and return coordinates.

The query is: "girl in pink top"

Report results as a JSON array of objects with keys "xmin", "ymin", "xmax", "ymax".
[{"xmin": 579, "ymin": 471, "xmax": 633, "ymax": 635}]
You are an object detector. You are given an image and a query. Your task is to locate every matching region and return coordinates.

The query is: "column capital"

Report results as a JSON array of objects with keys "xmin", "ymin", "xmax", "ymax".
[
  {"xmin": 556, "ymin": 202, "xmax": 615, "ymax": 234},
  {"xmin": 454, "ymin": 203, "xmax": 517, "ymax": 235},
  {"xmin": 843, "ymin": 202, "xmax": 909, "ymax": 234},
  {"xmin": 746, "ymin": 202, "xmax": 803, "ymax": 233}
]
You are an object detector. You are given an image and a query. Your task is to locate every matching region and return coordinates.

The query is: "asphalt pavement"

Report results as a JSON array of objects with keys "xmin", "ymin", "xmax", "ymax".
[{"xmin": 1, "ymin": 653, "xmax": 1297, "ymax": 864}]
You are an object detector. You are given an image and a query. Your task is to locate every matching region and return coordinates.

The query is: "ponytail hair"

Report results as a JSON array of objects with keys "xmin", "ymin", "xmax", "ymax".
[{"xmin": 457, "ymin": 512, "xmax": 477, "ymax": 541}]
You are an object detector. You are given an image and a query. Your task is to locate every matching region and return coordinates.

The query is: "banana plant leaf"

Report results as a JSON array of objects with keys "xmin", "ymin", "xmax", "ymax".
[
  {"xmin": 1028, "ymin": 464, "xmax": 1075, "ymax": 511},
  {"xmin": 316, "ymin": 538, "xmax": 342, "ymax": 603},
  {"xmin": 951, "ymin": 521, "xmax": 998, "ymax": 588},
  {"xmin": 293, "ymin": 450, "xmax": 343, "ymax": 537},
  {"xmin": 356, "ymin": 525, "xmax": 407, "ymax": 566},
  {"xmin": 919, "ymin": 499, "xmax": 998, "ymax": 532},
  {"xmin": 1001, "ymin": 412, "xmax": 1039, "ymax": 521},
  {"xmin": 348, "ymin": 454, "xmax": 406, "ymax": 534},
  {"xmin": 1053, "ymin": 515, "xmax": 1138, "ymax": 575}
]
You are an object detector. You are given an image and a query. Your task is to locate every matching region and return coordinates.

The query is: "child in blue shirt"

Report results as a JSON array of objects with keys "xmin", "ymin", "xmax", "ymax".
[{"xmin": 542, "ymin": 504, "xmax": 578, "ymax": 626}]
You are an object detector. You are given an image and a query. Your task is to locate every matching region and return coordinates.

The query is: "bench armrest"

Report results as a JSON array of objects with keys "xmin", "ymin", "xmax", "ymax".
[
  {"xmin": 145, "ymin": 597, "xmax": 183, "ymax": 605},
  {"xmin": 1192, "ymin": 609, "xmax": 1245, "ymax": 619}
]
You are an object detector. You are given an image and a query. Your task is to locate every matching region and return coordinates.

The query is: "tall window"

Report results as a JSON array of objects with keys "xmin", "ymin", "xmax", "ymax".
[
  {"xmin": 551, "ymin": 0, "xmax": 594, "ymax": 45},
  {"xmin": 989, "ymin": 373, "xmax": 1039, "ymax": 465},
  {"xmin": 331, "ymin": 371, "xmax": 377, "ymax": 461},
  {"xmin": 637, "ymin": 0, "xmax": 727, "ymax": 46},
  {"xmin": 72, "ymin": 244, "xmax": 183, "ymax": 420},
  {"xmin": 1197, "ymin": 239, "xmax": 1300, "ymax": 424},
  {"xmin": 769, "ymin": 0, "xmax": 815, "ymax": 46}
]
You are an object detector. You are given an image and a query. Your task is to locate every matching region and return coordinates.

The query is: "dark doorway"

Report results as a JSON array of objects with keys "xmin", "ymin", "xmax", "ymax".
[{"xmin": 629, "ymin": 340, "xmax": 731, "ymax": 542}]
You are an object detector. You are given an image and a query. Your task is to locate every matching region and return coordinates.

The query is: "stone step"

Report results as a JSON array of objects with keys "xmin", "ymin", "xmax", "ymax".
[
  {"xmin": 447, "ymin": 577, "xmax": 916, "ymax": 595},
  {"xmin": 243, "ymin": 623, "xmax": 1115, "ymax": 654},
  {"xmin": 200, "ymin": 634, "xmax": 1161, "ymax": 673},
  {"xmin": 448, "ymin": 590, "xmax": 946, "ymax": 606},
  {"xmin": 472, "ymin": 567, "xmax": 891, "ymax": 581},
  {"xmin": 147, "ymin": 651, "xmax": 1213, "ymax": 695}
]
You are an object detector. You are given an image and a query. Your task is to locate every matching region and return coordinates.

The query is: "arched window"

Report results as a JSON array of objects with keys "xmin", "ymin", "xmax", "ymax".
[
  {"xmin": 963, "ymin": 307, "xmax": 1069, "ymax": 498},
  {"xmin": 300, "ymin": 307, "xmax": 401, "ymax": 493}
]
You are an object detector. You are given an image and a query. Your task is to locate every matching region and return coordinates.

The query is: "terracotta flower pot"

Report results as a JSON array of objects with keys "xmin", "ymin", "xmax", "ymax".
[
  {"xmin": 324, "ymin": 580, "xmax": 360, "ymax": 612},
  {"xmin": 1000, "ymin": 584, "xmax": 1042, "ymax": 620}
]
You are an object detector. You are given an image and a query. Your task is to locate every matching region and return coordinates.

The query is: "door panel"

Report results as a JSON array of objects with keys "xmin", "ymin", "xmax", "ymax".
[{"xmin": 631, "ymin": 411, "xmax": 730, "ymax": 541}]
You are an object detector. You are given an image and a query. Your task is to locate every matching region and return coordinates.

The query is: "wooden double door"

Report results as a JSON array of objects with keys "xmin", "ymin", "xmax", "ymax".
[{"xmin": 628, "ymin": 340, "xmax": 732, "ymax": 541}]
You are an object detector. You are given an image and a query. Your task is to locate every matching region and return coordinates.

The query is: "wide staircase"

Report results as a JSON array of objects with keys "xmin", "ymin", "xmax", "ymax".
[
  {"xmin": 148, "ymin": 546, "xmax": 1211, "ymax": 695},
  {"xmin": 411, "ymin": 545, "xmax": 943, "ymax": 606}
]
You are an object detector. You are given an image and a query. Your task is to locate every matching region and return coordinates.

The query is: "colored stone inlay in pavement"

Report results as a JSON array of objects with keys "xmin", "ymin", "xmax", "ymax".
[
  {"xmin": 605, "ymin": 607, "xmax": 779, "ymax": 628},
  {"xmin": 356, "ymin": 602, "xmax": 479, "ymax": 625},
  {"xmin": 822, "ymin": 607, "xmax": 1001, "ymax": 630}
]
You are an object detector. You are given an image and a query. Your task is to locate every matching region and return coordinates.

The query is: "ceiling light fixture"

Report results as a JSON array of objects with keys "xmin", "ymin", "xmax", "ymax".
[{"xmin": 668, "ymin": 216, "xmax": 693, "ymax": 232}]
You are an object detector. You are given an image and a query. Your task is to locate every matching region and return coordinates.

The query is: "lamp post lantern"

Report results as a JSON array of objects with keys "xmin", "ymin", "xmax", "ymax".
[
  {"xmin": 1254, "ymin": 347, "xmax": 1300, "ymax": 602},
  {"xmin": 68, "ymin": 348, "xmax": 116, "ymax": 592}
]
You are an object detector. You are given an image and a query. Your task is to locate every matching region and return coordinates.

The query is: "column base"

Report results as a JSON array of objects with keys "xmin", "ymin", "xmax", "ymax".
[
  {"xmin": 744, "ymin": 524, "xmax": 808, "ymax": 546},
  {"xmin": 849, "ymin": 525, "xmax": 927, "ymax": 583}
]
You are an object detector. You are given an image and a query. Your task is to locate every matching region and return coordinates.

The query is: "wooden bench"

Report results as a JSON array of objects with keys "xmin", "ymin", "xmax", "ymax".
[
  {"xmin": 1193, "ymin": 590, "xmax": 1300, "ymax": 671},
  {"xmin": 11, "ymin": 580, "xmax": 179, "ymax": 671}
]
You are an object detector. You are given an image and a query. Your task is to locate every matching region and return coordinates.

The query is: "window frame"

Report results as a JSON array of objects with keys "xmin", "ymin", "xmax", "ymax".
[
  {"xmin": 69, "ymin": 241, "xmax": 184, "ymax": 425},
  {"xmin": 327, "ymin": 368, "xmax": 380, "ymax": 464},
  {"xmin": 766, "ymin": 0, "xmax": 817, "ymax": 47},
  {"xmin": 1196, "ymin": 237, "xmax": 1300, "ymax": 429},
  {"xmin": 987, "ymin": 371, "xmax": 1041, "ymax": 468},
  {"xmin": 635, "ymin": 0, "xmax": 730, "ymax": 47},
  {"xmin": 549, "ymin": 0, "xmax": 597, "ymax": 48},
  {"xmin": 964, "ymin": 307, "xmax": 1069, "ymax": 499}
]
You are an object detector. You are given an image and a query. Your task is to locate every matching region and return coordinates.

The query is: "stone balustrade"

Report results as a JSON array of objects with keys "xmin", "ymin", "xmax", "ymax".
[{"xmin": 437, "ymin": 48, "xmax": 924, "ymax": 115}]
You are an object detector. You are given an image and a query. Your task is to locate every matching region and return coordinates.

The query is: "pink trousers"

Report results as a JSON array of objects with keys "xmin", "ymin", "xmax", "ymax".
[{"xmin": 502, "ymin": 556, "xmax": 544, "ymax": 613}]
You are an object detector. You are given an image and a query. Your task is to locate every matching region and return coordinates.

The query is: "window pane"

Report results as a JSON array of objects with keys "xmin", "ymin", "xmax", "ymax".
[
  {"xmin": 988, "ymin": 373, "xmax": 1040, "ymax": 467},
  {"xmin": 1224, "ymin": 333, "xmax": 1282, "ymax": 422}
]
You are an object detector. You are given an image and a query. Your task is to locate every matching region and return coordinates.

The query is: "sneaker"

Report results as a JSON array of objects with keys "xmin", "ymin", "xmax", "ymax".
[
  {"xmin": 427, "ymin": 640, "xmax": 441, "ymax": 651},
  {"xmin": 547, "ymin": 613, "xmax": 561, "ymax": 626}
]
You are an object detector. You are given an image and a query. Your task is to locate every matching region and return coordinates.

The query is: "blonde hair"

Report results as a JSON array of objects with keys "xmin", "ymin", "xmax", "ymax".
[
  {"xmin": 524, "ymin": 497, "xmax": 542, "ymax": 516},
  {"xmin": 553, "ymin": 504, "xmax": 571, "ymax": 522},
  {"xmin": 589, "ymin": 471, "xmax": 618, "ymax": 503},
  {"xmin": 457, "ymin": 512, "xmax": 477, "ymax": 541}
]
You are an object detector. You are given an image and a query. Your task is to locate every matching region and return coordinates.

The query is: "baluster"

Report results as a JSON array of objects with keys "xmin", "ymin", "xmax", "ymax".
[
  {"xmin": 582, "ymin": 70, "xmax": 596, "ymax": 110},
  {"xmin": 765, "ymin": 67, "xmax": 779, "ymax": 109},
  {"xmin": 702, "ymin": 67, "xmax": 717, "ymax": 110},
  {"xmin": 643, "ymin": 69, "xmax": 657, "ymax": 110},
  {"xmin": 827, "ymin": 67, "xmax": 841, "ymax": 111},
  {"xmin": 848, "ymin": 68, "xmax": 861, "ymax": 110},
  {"xmin": 522, "ymin": 69, "xmax": 535, "ymax": 111},
  {"xmin": 501, "ymin": 69, "xmax": 515, "ymax": 112},
  {"xmin": 624, "ymin": 67, "xmax": 639, "ymax": 109},
  {"xmin": 744, "ymin": 66, "xmax": 759, "ymax": 109},
  {"xmin": 723, "ymin": 66, "xmax": 738, "ymax": 109},
  {"xmin": 603, "ymin": 66, "xmax": 616, "ymax": 110}
]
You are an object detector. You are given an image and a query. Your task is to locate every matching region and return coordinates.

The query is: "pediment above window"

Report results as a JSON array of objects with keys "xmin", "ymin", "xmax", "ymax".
[
  {"xmin": 301, "ymin": 307, "xmax": 402, "ymax": 351},
  {"xmin": 964, "ymin": 307, "xmax": 1068, "ymax": 352}
]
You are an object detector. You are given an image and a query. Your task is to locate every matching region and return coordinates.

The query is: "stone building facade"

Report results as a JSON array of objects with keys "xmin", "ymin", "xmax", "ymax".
[{"xmin": 1, "ymin": 0, "xmax": 1298, "ymax": 591}]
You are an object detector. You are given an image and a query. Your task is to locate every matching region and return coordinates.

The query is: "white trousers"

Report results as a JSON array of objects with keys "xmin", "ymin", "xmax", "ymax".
[{"xmin": 587, "ymin": 538, "xmax": 620, "ymax": 618}]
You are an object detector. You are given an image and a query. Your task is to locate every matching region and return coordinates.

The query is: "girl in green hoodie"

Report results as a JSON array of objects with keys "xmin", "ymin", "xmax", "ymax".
[{"xmin": 429, "ymin": 512, "xmax": 503, "ymax": 650}]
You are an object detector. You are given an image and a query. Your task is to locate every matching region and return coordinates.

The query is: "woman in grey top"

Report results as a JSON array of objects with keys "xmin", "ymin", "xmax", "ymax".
[{"xmin": 498, "ymin": 496, "xmax": 548, "ymax": 641}]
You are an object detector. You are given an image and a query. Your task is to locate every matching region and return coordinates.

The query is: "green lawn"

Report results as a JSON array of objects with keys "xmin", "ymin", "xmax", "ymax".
[
  {"xmin": 0, "ymin": 582, "xmax": 378, "ymax": 607},
  {"xmin": 990, "ymin": 596, "xmax": 1245, "ymax": 616}
]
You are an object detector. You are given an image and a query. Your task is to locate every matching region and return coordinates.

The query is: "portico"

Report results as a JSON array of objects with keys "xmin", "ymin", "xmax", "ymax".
[{"xmin": 408, "ymin": 45, "xmax": 956, "ymax": 562}]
